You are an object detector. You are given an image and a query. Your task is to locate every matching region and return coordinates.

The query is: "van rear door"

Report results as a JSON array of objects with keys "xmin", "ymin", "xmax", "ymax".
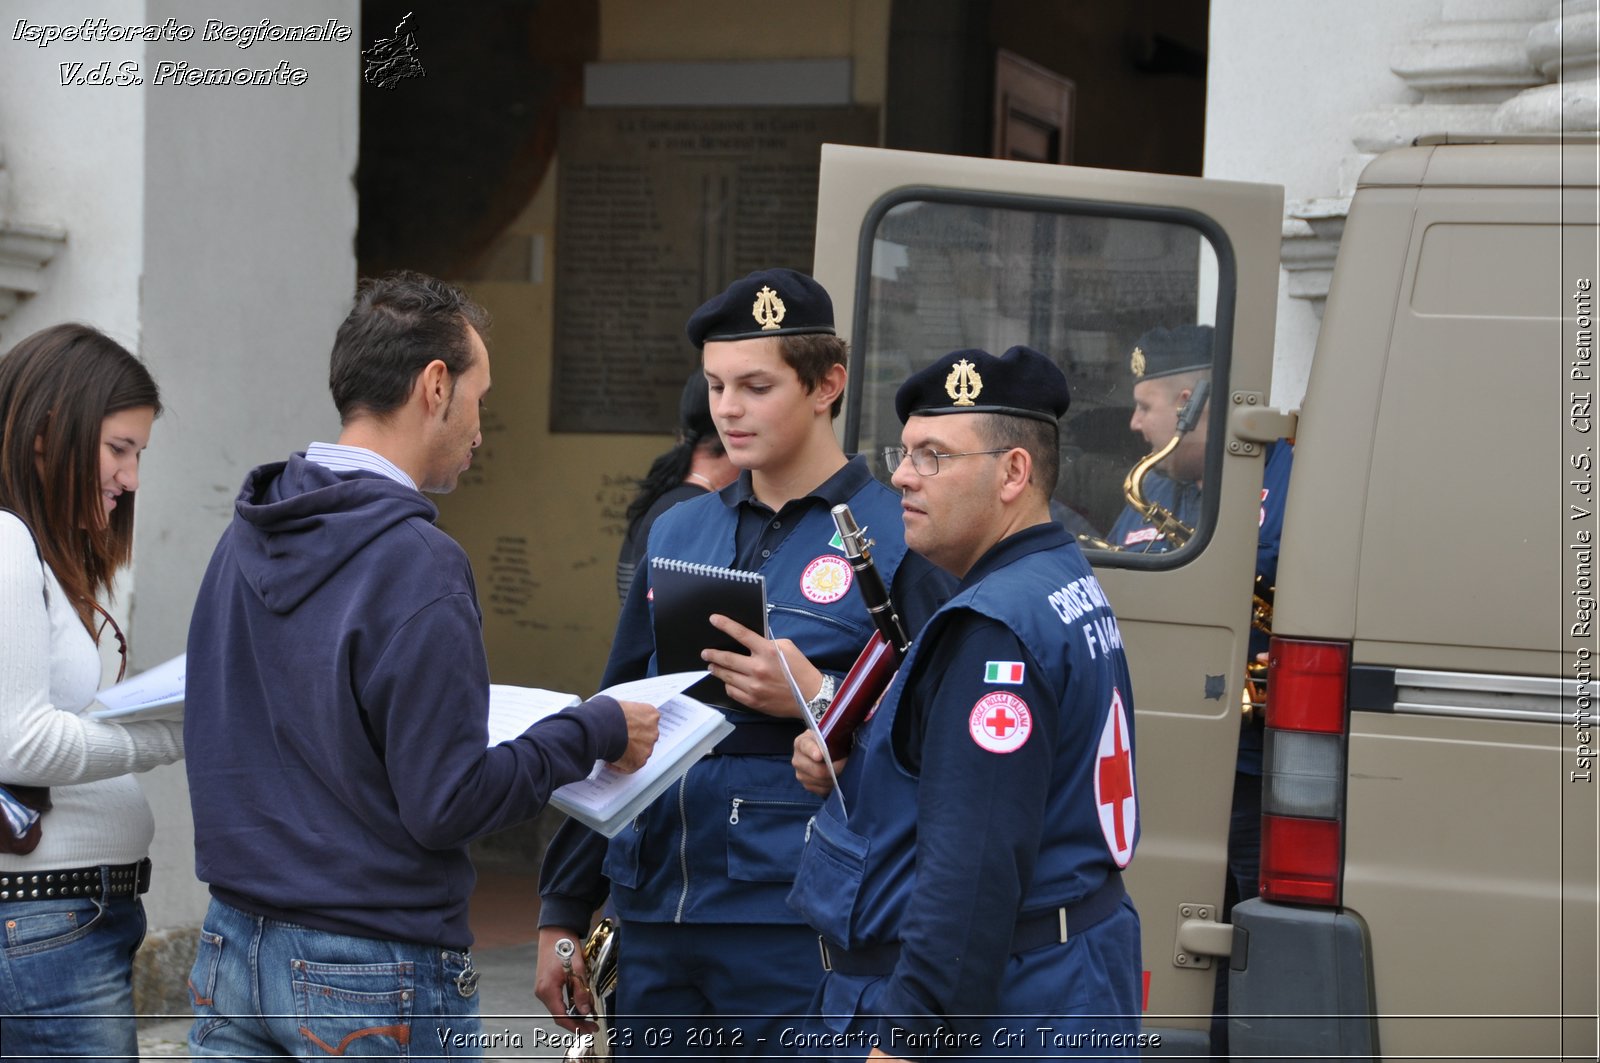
[{"xmin": 812, "ymin": 144, "xmax": 1284, "ymax": 1049}]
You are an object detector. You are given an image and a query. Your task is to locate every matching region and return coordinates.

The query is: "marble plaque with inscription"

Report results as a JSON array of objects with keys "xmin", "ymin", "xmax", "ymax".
[{"xmin": 552, "ymin": 106, "xmax": 878, "ymax": 434}]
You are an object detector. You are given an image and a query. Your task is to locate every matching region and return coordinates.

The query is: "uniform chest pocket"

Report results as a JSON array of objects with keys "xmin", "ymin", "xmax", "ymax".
[
  {"xmin": 787, "ymin": 810, "xmax": 870, "ymax": 948},
  {"xmin": 724, "ymin": 787, "xmax": 821, "ymax": 883},
  {"xmin": 765, "ymin": 602, "xmax": 871, "ymax": 672}
]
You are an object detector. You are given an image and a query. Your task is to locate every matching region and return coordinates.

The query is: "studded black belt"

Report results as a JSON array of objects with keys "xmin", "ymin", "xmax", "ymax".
[{"xmin": 0, "ymin": 858, "xmax": 151, "ymax": 902}]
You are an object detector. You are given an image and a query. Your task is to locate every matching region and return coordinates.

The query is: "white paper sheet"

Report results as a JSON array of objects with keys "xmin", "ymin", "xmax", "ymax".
[{"xmin": 88, "ymin": 653, "xmax": 186, "ymax": 721}]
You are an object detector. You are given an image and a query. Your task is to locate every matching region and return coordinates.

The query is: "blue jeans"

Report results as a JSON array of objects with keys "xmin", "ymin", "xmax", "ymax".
[
  {"xmin": 0, "ymin": 887, "xmax": 147, "ymax": 1062},
  {"xmin": 188, "ymin": 898, "xmax": 483, "ymax": 1060}
]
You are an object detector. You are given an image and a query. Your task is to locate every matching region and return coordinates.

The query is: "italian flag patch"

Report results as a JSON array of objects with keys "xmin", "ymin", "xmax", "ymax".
[{"xmin": 984, "ymin": 661, "xmax": 1025, "ymax": 685}]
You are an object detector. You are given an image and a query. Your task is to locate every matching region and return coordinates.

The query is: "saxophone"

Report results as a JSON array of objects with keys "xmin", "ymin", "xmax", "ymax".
[
  {"xmin": 1079, "ymin": 380, "xmax": 1210, "ymax": 552},
  {"xmin": 1242, "ymin": 574, "xmax": 1274, "ymax": 724},
  {"xmin": 558, "ymin": 919, "xmax": 619, "ymax": 1062}
]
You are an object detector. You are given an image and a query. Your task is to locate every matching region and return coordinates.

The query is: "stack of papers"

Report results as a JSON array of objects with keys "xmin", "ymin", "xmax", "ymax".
[
  {"xmin": 85, "ymin": 658, "xmax": 735, "ymax": 838},
  {"xmin": 487, "ymin": 671, "xmax": 733, "ymax": 838},
  {"xmin": 88, "ymin": 653, "xmax": 186, "ymax": 722}
]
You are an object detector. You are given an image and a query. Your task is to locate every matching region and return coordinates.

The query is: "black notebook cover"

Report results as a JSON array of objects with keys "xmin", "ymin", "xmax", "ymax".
[{"xmin": 650, "ymin": 558, "xmax": 768, "ymax": 708}]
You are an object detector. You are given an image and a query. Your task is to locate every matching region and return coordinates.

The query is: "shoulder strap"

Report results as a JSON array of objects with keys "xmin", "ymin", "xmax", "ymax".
[
  {"xmin": 0, "ymin": 506, "xmax": 49, "ymax": 605},
  {"xmin": 0, "ymin": 506, "xmax": 42, "ymax": 562},
  {"xmin": 0, "ymin": 506, "xmax": 55, "ymax": 813}
]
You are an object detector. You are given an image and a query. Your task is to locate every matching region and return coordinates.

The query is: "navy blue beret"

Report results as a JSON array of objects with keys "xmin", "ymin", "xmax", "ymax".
[
  {"xmin": 686, "ymin": 269, "xmax": 836, "ymax": 348},
  {"xmin": 1130, "ymin": 324, "xmax": 1212, "ymax": 381},
  {"xmin": 894, "ymin": 345, "xmax": 1070, "ymax": 425}
]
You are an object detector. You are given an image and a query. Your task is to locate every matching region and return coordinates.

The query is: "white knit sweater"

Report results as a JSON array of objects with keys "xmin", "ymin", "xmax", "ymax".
[{"xmin": 0, "ymin": 512, "xmax": 183, "ymax": 870}]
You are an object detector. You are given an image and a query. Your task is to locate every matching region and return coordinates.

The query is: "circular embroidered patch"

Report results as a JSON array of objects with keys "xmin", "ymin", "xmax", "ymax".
[
  {"xmin": 968, "ymin": 692, "xmax": 1033, "ymax": 754},
  {"xmin": 800, "ymin": 554, "xmax": 853, "ymax": 604}
]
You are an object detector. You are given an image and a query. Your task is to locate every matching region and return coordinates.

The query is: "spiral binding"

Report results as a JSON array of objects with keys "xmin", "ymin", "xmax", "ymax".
[{"xmin": 651, "ymin": 557, "xmax": 764, "ymax": 584}]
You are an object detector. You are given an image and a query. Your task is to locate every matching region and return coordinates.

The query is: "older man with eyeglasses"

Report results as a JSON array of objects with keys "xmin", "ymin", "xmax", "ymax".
[{"xmin": 790, "ymin": 344, "xmax": 1145, "ymax": 1060}]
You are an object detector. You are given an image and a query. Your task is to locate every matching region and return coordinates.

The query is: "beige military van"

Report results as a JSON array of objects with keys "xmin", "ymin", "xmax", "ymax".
[{"xmin": 812, "ymin": 136, "xmax": 1598, "ymax": 1060}]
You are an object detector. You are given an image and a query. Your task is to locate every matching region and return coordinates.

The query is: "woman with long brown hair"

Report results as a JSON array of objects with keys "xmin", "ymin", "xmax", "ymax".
[{"xmin": 0, "ymin": 323, "xmax": 184, "ymax": 1058}]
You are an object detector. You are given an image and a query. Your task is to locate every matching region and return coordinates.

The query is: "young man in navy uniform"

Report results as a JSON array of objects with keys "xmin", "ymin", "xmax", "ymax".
[
  {"xmin": 535, "ymin": 269, "xmax": 950, "ymax": 1056},
  {"xmin": 1104, "ymin": 323, "xmax": 1292, "ymax": 1055},
  {"xmin": 791, "ymin": 345, "xmax": 1143, "ymax": 1059}
]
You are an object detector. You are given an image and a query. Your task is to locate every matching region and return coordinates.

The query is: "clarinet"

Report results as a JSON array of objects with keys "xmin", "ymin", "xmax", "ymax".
[{"xmin": 817, "ymin": 504, "xmax": 912, "ymax": 759}]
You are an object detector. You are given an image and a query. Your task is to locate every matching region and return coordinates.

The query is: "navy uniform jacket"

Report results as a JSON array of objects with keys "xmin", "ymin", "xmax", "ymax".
[
  {"xmin": 788, "ymin": 522, "xmax": 1141, "ymax": 1051},
  {"xmin": 540, "ymin": 458, "xmax": 951, "ymax": 929},
  {"xmin": 1106, "ymin": 441, "xmax": 1292, "ymax": 773},
  {"xmin": 1106, "ymin": 471, "xmax": 1202, "ymax": 552}
]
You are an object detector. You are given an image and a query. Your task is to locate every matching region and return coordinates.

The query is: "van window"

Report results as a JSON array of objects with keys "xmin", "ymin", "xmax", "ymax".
[{"xmin": 846, "ymin": 191, "xmax": 1233, "ymax": 560}]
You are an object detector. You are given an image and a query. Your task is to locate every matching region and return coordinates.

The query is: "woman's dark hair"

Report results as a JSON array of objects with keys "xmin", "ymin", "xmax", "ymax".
[
  {"xmin": 0, "ymin": 324, "xmax": 162, "ymax": 634},
  {"xmin": 625, "ymin": 372, "xmax": 724, "ymax": 528},
  {"xmin": 329, "ymin": 271, "xmax": 491, "ymax": 423}
]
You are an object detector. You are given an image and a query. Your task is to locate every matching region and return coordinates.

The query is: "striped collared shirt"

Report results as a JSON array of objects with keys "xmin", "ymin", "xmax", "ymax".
[{"xmin": 304, "ymin": 442, "xmax": 418, "ymax": 491}]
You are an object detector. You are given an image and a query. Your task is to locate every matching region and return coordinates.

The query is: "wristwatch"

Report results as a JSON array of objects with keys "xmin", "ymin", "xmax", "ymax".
[{"xmin": 804, "ymin": 673, "xmax": 837, "ymax": 721}]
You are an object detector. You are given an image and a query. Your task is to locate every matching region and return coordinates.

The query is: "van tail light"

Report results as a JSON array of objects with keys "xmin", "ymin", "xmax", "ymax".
[{"xmin": 1260, "ymin": 636, "xmax": 1350, "ymax": 907}]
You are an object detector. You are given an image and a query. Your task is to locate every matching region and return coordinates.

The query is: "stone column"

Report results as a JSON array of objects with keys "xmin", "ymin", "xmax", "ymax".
[
  {"xmin": 1496, "ymin": 0, "xmax": 1600, "ymax": 131},
  {"xmin": 1282, "ymin": 0, "xmax": 1549, "ymax": 316}
]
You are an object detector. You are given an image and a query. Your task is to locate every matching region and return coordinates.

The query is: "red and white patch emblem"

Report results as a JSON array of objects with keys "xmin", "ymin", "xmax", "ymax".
[
  {"xmin": 1259, "ymin": 487, "xmax": 1270, "ymax": 528},
  {"xmin": 1093, "ymin": 688, "xmax": 1137, "ymax": 867},
  {"xmin": 1123, "ymin": 527, "xmax": 1160, "ymax": 546},
  {"xmin": 800, "ymin": 554, "xmax": 852, "ymax": 604},
  {"xmin": 968, "ymin": 691, "xmax": 1032, "ymax": 754}
]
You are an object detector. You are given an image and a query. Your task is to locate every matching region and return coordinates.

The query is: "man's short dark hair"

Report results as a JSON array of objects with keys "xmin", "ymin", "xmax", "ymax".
[
  {"xmin": 776, "ymin": 333, "xmax": 849, "ymax": 419},
  {"xmin": 329, "ymin": 271, "xmax": 491, "ymax": 423},
  {"xmin": 974, "ymin": 412, "xmax": 1060, "ymax": 497}
]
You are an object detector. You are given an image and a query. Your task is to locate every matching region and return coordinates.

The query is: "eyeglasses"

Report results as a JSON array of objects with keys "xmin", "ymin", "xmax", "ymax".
[
  {"xmin": 94, "ymin": 604, "xmax": 127, "ymax": 683},
  {"xmin": 883, "ymin": 445, "xmax": 1012, "ymax": 477}
]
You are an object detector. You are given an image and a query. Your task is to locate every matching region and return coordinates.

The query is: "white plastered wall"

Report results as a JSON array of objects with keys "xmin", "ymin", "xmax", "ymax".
[
  {"xmin": 0, "ymin": 0, "xmax": 358, "ymax": 934},
  {"xmin": 1203, "ymin": 0, "xmax": 1438, "ymax": 408}
]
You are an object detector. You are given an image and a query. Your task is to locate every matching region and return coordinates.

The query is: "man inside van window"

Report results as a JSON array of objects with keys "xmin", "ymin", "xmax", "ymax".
[{"xmin": 1107, "ymin": 324, "xmax": 1212, "ymax": 551}]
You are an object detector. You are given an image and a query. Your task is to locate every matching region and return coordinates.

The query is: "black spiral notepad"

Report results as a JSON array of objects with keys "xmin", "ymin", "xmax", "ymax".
[{"xmin": 650, "ymin": 558, "xmax": 768, "ymax": 705}]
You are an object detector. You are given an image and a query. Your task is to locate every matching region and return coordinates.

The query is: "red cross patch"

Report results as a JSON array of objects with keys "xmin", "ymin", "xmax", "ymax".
[
  {"xmin": 968, "ymin": 691, "xmax": 1032, "ymax": 754},
  {"xmin": 1093, "ymin": 688, "xmax": 1136, "ymax": 867}
]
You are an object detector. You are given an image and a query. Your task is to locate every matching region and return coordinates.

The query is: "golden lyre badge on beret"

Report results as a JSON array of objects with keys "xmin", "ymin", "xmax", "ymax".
[
  {"xmin": 752, "ymin": 286, "xmax": 787, "ymax": 331},
  {"xmin": 1130, "ymin": 346, "xmax": 1147, "ymax": 378},
  {"xmin": 944, "ymin": 358, "xmax": 983, "ymax": 407}
]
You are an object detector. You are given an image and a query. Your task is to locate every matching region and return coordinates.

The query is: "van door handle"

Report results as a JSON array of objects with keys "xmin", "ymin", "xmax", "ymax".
[
  {"xmin": 1173, "ymin": 903, "xmax": 1233, "ymax": 970},
  {"xmin": 1228, "ymin": 399, "xmax": 1298, "ymax": 443},
  {"xmin": 1177, "ymin": 917, "xmax": 1234, "ymax": 957}
]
